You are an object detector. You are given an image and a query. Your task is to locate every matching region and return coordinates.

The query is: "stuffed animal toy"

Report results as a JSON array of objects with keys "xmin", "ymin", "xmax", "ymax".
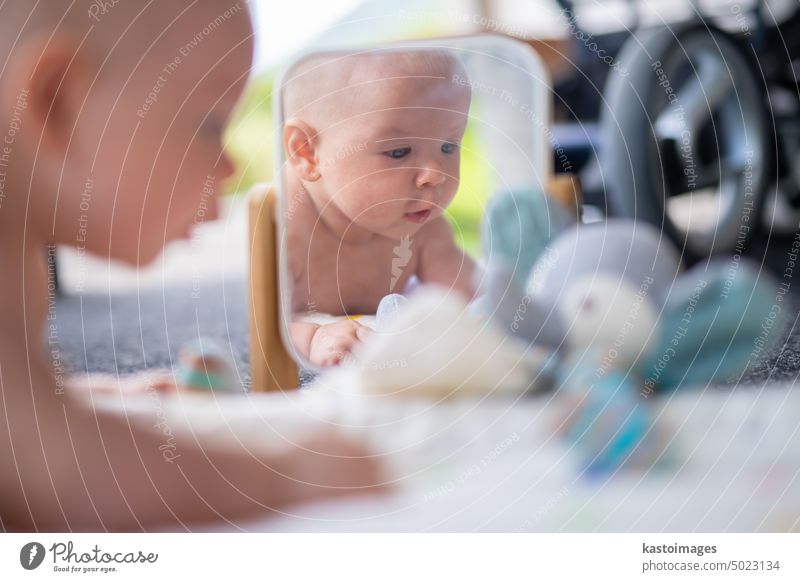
[{"xmin": 483, "ymin": 188, "xmax": 787, "ymax": 472}]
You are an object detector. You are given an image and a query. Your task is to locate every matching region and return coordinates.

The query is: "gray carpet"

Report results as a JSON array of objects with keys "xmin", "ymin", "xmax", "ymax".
[
  {"xmin": 53, "ymin": 277, "xmax": 254, "ymax": 386},
  {"xmin": 52, "ymin": 275, "xmax": 800, "ymax": 390}
]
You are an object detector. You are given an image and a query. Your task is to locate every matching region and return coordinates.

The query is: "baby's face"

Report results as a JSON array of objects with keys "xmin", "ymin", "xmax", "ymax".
[
  {"xmin": 54, "ymin": 2, "xmax": 252, "ymax": 265},
  {"xmin": 315, "ymin": 76, "xmax": 470, "ymax": 239}
]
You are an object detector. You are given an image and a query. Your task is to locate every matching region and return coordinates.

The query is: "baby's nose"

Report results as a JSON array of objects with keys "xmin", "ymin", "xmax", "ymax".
[
  {"xmin": 415, "ymin": 162, "xmax": 447, "ymax": 189},
  {"xmin": 215, "ymin": 151, "xmax": 237, "ymax": 181}
]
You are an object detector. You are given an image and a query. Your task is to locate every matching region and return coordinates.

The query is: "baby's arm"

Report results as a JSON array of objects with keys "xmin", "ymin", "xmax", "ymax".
[
  {"xmin": 67, "ymin": 371, "xmax": 178, "ymax": 395},
  {"xmin": 0, "ymin": 362, "xmax": 382, "ymax": 531},
  {"xmin": 417, "ymin": 217, "xmax": 478, "ymax": 301},
  {"xmin": 290, "ymin": 320, "xmax": 321, "ymax": 362},
  {"xmin": 291, "ymin": 319, "xmax": 371, "ymax": 367}
]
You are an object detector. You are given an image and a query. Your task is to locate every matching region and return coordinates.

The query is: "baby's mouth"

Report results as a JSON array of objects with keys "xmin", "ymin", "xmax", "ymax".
[{"xmin": 403, "ymin": 209, "xmax": 432, "ymax": 224}]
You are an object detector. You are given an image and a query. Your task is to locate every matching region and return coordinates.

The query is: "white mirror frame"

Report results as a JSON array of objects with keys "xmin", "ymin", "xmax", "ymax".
[{"xmin": 273, "ymin": 33, "xmax": 553, "ymax": 371}]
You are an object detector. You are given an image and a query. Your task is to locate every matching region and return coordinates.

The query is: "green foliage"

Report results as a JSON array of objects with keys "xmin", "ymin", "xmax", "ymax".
[
  {"xmin": 445, "ymin": 116, "xmax": 491, "ymax": 258},
  {"xmin": 222, "ymin": 72, "xmax": 276, "ymax": 195}
]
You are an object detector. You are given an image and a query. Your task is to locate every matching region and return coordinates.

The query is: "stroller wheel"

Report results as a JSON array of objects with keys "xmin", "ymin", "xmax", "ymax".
[{"xmin": 600, "ymin": 24, "xmax": 771, "ymax": 261}]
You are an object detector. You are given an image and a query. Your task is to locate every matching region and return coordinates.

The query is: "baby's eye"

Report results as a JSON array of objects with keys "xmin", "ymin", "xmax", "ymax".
[
  {"xmin": 441, "ymin": 142, "xmax": 458, "ymax": 154},
  {"xmin": 384, "ymin": 147, "xmax": 411, "ymax": 159},
  {"xmin": 201, "ymin": 115, "xmax": 227, "ymax": 137}
]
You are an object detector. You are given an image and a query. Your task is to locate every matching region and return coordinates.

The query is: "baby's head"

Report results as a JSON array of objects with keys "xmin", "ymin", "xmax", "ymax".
[
  {"xmin": 283, "ymin": 49, "xmax": 471, "ymax": 240},
  {"xmin": 0, "ymin": 1, "xmax": 252, "ymax": 264}
]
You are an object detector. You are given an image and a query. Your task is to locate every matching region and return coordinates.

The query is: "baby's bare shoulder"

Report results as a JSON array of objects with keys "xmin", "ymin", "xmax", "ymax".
[
  {"xmin": 414, "ymin": 217, "xmax": 477, "ymax": 299},
  {"xmin": 415, "ymin": 216, "xmax": 457, "ymax": 249},
  {"xmin": 415, "ymin": 217, "xmax": 463, "ymax": 273}
]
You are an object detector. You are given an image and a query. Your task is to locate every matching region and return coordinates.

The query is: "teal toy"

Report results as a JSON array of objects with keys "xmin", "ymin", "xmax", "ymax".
[
  {"xmin": 559, "ymin": 360, "xmax": 657, "ymax": 475},
  {"xmin": 175, "ymin": 338, "xmax": 241, "ymax": 392},
  {"xmin": 484, "ymin": 188, "xmax": 787, "ymax": 472}
]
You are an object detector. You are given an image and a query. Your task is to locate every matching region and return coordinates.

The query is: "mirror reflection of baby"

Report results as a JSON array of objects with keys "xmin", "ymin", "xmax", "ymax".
[{"xmin": 282, "ymin": 50, "xmax": 477, "ymax": 366}]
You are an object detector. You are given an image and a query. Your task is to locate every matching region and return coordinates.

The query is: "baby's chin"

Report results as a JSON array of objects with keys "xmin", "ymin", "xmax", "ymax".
[
  {"xmin": 377, "ymin": 221, "xmax": 427, "ymax": 241},
  {"xmin": 349, "ymin": 210, "xmax": 436, "ymax": 240},
  {"xmin": 115, "ymin": 228, "xmax": 189, "ymax": 266},
  {"xmin": 116, "ymin": 244, "xmax": 167, "ymax": 268}
]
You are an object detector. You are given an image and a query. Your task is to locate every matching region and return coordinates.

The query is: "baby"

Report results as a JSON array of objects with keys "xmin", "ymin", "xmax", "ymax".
[
  {"xmin": 282, "ymin": 51, "xmax": 478, "ymax": 366},
  {"xmin": 0, "ymin": 0, "xmax": 381, "ymax": 531}
]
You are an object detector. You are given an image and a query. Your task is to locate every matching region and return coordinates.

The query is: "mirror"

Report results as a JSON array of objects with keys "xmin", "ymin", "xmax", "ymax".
[{"xmin": 274, "ymin": 35, "xmax": 552, "ymax": 370}]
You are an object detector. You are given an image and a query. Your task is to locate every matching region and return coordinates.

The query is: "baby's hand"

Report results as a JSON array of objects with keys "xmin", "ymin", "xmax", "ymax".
[{"xmin": 309, "ymin": 319, "xmax": 372, "ymax": 367}]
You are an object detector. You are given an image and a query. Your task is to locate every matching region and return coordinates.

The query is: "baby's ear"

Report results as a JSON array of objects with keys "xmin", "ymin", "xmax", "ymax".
[
  {"xmin": 283, "ymin": 119, "xmax": 321, "ymax": 181},
  {"xmin": 10, "ymin": 32, "xmax": 95, "ymax": 153}
]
